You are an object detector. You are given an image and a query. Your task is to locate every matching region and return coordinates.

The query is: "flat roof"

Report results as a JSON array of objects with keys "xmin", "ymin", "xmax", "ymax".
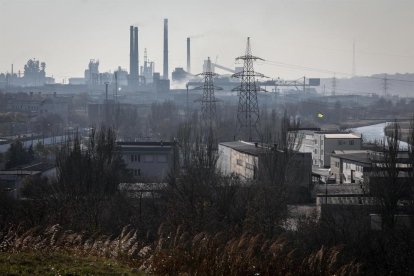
[
  {"xmin": 314, "ymin": 183, "xmax": 364, "ymax": 195},
  {"xmin": 324, "ymin": 133, "xmax": 361, "ymax": 139},
  {"xmin": 0, "ymin": 171, "xmax": 41, "ymax": 176},
  {"xmin": 332, "ymin": 150, "xmax": 410, "ymax": 165},
  {"xmin": 219, "ymin": 141, "xmax": 267, "ymax": 156},
  {"xmin": 117, "ymin": 141, "xmax": 174, "ymax": 152},
  {"xmin": 331, "ymin": 150, "xmax": 372, "ymax": 164}
]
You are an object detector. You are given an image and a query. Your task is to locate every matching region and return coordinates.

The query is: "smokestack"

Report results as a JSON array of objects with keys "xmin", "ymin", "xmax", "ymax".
[
  {"xmin": 163, "ymin": 18, "xmax": 168, "ymax": 80},
  {"xmin": 129, "ymin": 26, "xmax": 134, "ymax": 79},
  {"xmin": 187, "ymin": 37, "xmax": 191, "ymax": 74},
  {"xmin": 129, "ymin": 25, "xmax": 139, "ymax": 84},
  {"xmin": 134, "ymin": 27, "xmax": 139, "ymax": 80}
]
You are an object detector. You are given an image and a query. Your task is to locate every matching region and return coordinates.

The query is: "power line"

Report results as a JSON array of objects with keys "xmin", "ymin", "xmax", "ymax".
[{"xmin": 260, "ymin": 60, "xmax": 414, "ymax": 83}]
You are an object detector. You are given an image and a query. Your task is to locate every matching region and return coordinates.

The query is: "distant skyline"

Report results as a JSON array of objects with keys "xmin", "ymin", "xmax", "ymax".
[{"xmin": 1, "ymin": 0, "xmax": 413, "ymax": 83}]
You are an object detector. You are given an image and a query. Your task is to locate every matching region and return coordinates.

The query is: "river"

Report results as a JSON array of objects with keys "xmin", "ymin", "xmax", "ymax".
[{"xmin": 352, "ymin": 122, "xmax": 409, "ymax": 150}]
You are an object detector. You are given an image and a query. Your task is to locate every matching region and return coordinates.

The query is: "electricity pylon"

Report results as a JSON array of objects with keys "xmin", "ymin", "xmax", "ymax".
[
  {"xmin": 233, "ymin": 37, "xmax": 266, "ymax": 141},
  {"xmin": 200, "ymin": 58, "xmax": 222, "ymax": 133}
]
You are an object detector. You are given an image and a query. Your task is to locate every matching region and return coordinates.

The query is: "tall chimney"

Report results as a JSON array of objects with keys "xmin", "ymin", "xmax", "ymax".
[
  {"xmin": 187, "ymin": 37, "xmax": 191, "ymax": 74},
  {"xmin": 134, "ymin": 27, "xmax": 139, "ymax": 80},
  {"xmin": 163, "ymin": 18, "xmax": 169, "ymax": 80},
  {"xmin": 129, "ymin": 26, "xmax": 134, "ymax": 79}
]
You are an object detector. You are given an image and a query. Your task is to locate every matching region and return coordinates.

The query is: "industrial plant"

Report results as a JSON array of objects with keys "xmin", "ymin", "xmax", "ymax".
[{"xmin": 1, "ymin": 1, "xmax": 414, "ymax": 274}]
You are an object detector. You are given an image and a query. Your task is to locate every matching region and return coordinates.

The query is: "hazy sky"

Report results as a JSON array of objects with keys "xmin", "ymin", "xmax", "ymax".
[{"xmin": 1, "ymin": 0, "xmax": 413, "ymax": 82}]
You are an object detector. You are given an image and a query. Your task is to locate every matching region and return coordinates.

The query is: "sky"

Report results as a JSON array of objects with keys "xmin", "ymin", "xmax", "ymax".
[{"xmin": 0, "ymin": 0, "xmax": 413, "ymax": 83}]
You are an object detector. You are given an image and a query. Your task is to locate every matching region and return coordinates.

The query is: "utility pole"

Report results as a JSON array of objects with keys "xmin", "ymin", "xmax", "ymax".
[
  {"xmin": 105, "ymin": 82, "xmax": 109, "ymax": 127},
  {"xmin": 352, "ymin": 40, "xmax": 356, "ymax": 77},
  {"xmin": 382, "ymin": 73, "xmax": 389, "ymax": 97},
  {"xmin": 233, "ymin": 37, "xmax": 266, "ymax": 142},
  {"xmin": 331, "ymin": 74, "xmax": 337, "ymax": 96},
  {"xmin": 303, "ymin": 76, "xmax": 306, "ymax": 94},
  {"xmin": 186, "ymin": 83, "xmax": 189, "ymax": 118}
]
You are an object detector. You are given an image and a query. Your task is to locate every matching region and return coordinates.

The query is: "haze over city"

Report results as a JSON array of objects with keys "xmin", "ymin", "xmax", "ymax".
[
  {"xmin": 1, "ymin": 0, "xmax": 414, "ymax": 81},
  {"xmin": 0, "ymin": 1, "xmax": 414, "ymax": 275}
]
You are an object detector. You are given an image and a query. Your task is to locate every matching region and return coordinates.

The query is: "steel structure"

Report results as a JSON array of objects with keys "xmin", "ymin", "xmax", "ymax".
[
  {"xmin": 198, "ymin": 57, "xmax": 221, "ymax": 131},
  {"xmin": 233, "ymin": 37, "xmax": 266, "ymax": 141}
]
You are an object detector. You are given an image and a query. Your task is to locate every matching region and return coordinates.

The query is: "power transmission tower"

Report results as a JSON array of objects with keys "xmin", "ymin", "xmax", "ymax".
[
  {"xmin": 233, "ymin": 37, "xmax": 266, "ymax": 142},
  {"xmin": 198, "ymin": 57, "xmax": 221, "ymax": 131},
  {"xmin": 331, "ymin": 74, "xmax": 337, "ymax": 96},
  {"xmin": 382, "ymin": 73, "xmax": 389, "ymax": 97}
]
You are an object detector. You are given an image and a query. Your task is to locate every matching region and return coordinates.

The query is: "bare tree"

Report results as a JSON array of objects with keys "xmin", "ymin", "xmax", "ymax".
[{"xmin": 367, "ymin": 122, "xmax": 412, "ymax": 230}]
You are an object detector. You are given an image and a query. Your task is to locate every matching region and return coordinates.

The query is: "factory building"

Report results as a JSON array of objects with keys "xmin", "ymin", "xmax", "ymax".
[
  {"xmin": 6, "ymin": 92, "xmax": 72, "ymax": 124},
  {"xmin": 289, "ymin": 129, "xmax": 362, "ymax": 168}
]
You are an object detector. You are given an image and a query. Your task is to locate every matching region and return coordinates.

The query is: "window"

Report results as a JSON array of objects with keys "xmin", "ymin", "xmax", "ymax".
[
  {"xmin": 335, "ymin": 162, "xmax": 339, "ymax": 168},
  {"xmin": 321, "ymin": 140, "xmax": 324, "ymax": 146},
  {"xmin": 130, "ymin": 154, "xmax": 140, "ymax": 162},
  {"xmin": 157, "ymin": 155, "xmax": 167, "ymax": 163},
  {"xmin": 134, "ymin": 169, "xmax": 141, "ymax": 176},
  {"xmin": 320, "ymin": 149, "xmax": 324, "ymax": 155},
  {"xmin": 349, "ymin": 140, "xmax": 354, "ymax": 145},
  {"xmin": 314, "ymin": 149, "xmax": 318, "ymax": 154},
  {"xmin": 237, "ymin": 159, "xmax": 243, "ymax": 166},
  {"xmin": 246, "ymin": 163, "xmax": 254, "ymax": 170},
  {"xmin": 143, "ymin": 155, "xmax": 154, "ymax": 163},
  {"xmin": 338, "ymin": 140, "xmax": 344, "ymax": 145}
]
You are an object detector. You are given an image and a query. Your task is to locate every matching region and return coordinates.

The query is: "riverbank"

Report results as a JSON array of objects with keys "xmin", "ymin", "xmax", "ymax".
[{"xmin": 382, "ymin": 121, "xmax": 411, "ymax": 142}]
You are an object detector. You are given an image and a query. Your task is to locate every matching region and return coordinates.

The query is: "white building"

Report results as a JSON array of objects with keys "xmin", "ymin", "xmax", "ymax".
[
  {"xmin": 217, "ymin": 141, "xmax": 312, "ymax": 202},
  {"xmin": 290, "ymin": 129, "xmax": 362, "ymax": 168},
  {"xmin": 330, "ymin": 150, "xmax": 410, "ymax": 184}
]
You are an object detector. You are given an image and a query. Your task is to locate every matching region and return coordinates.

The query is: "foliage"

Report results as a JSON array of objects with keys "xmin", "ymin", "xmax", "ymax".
[
  {"xmin": 5, "ymin": 140, "xmax": 34, "ymax": 169},
  {"xmin": 20, "ymin": 127, "xmax": 133, "ymax": 233}
]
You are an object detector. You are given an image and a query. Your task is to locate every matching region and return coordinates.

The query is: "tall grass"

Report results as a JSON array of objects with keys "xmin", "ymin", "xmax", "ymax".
[{"xmin": 0, "ymin": 224, "xmax": 364, "ymax": 275}]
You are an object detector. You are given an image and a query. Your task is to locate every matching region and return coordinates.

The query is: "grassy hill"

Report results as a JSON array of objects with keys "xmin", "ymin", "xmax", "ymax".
[{"xmin": 0, "ymin": 252, "xmax": 144, "ymax": 276}]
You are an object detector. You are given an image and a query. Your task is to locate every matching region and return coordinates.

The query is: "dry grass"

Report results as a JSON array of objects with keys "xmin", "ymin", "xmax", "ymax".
[{"xmin": 0, "ymin": 224, "xmax": 364, "ymax": 275}]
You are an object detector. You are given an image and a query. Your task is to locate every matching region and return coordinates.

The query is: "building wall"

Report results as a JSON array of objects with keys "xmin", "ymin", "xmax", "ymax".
[
  {"xmin": 330, "ymin": 155, "xmax": 343, "ymax": 183},
  {"xmin": 217, "ymin": 144, "xmax": 231, "ymax": 175},
  {"xmin": 341, "ymin": 161, "xmax": 365, "ymax": 184},
  {"xmin": 322, "ymin": 138, "xmax": 362, "ymax": 167},
  {"xmin": 120, "ymin": 144, "xmax": 175, "ymax": 181},
  {"xmin": 217, "ymin": 144, "xmax": 258, "ymax": 179},
  {"xmin": 230, "ymin": 150, "xmax": 258, "ymax": 180}
]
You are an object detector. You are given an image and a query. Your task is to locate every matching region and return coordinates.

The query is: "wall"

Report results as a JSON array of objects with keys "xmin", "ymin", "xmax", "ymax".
[
  {"xmin": 342, "ymin": 161, "xmax": 365, "ymax": 184},
  {"xmin": 322, "ymin": 137, "xmax": 362, "ymax": 168},
  {"xmin": 120, "ymin": 144, "xmax": 175, "ymax": 181}
]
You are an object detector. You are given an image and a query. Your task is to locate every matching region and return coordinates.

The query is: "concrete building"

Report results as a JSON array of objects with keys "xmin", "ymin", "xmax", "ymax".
[
  {"xmin": 330, "ymin": 150, "xmax": 411, "ymax": 184},
  {"xmin": 6, "ymin": 92, "xmax": 72, "ymax": 124},
  {"xmin": 289, "ymin": 129, "xmax": 362, "ymax": 168},
  {"xmin": 0, "ymin": 162, "xmax": 56, "ymax": 199},
  {"xmin": 217, "ymin": 141, "xmax": 312, "ymax": 201},
  {"xmin": 117, "ymin": 141, "xmax": 177, "ymax": 181}
]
